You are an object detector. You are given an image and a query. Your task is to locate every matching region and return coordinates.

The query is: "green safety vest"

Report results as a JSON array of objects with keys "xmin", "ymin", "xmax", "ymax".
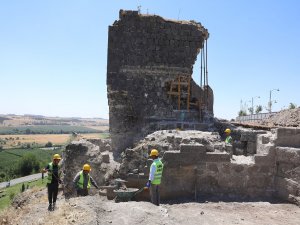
[
  {"xmin": 47, "ymin": 162, "xmax": 61, "ymax": 184},
  {"xmin": 77, "ymin": 171, "xmax": 91, "ymax": 189},
  {"xmin": 152, "ymin": 160, "xmax": 164, "ymax": 185},
  {"xmin": 225, "ymin": 136, "xmax": 232, "ymax": 144}
]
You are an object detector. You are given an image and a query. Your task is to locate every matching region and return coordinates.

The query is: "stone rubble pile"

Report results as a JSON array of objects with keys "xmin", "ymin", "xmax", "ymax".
[
  {"xmin": 63, "ymin": 139, "xmax": 119, "ymax": 197},
  {"xmin": 119, "ymin": 129, "xmax": 224, "ymax": 176},
  {"xmin": 259, "ymin": 108, "xmax": 300, "ymax": 127}
]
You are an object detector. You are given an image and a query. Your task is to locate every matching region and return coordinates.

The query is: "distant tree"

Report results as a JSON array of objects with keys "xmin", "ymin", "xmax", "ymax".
[
  {"xmin": 21, "ymin": 183, "xmax": 25, "ymax": 192},
  {"xmin": 289, "ymin": 103, "xmax": 297, "ymax": 109},
  {"xmin": 0, "ymin": 145, "xmax": 3, "ymax": 150},
  {"xmin": 0, "ymin": 172, "xmax": 5, "ymax": 178},
  {"xmin": 45, "ymin": 141, "xmax": 53, "ymax": 148},
  {"xmin": 18, "ymin": 153, "xmax": 40, "ymax": 176},
  {"xmin": 255, "ymin": 105, "xmax": 263, "ymax": 114},
  {"xmin": 25, "ymin": 128, "xmax": 31, "ymax": 134},
  {"xmin": 248, "ymin": 107, "xmax": 254, "ymax": 115},
  {"xmin": 238, "ymin": 110, "xmax": 247, "ymax": 116}
]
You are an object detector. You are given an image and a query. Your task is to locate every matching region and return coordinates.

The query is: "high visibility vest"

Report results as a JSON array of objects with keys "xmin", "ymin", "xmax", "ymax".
[
  {"xmin": 77, "ymin": 171, "xmax": 91, "ymax": 189},
  {"xmin": 47, "ymin": 162, "xmax": 61, "ymax": 184},
  {"xmin": 151, "ymin": 160, "xmax": 164, "ymax": 185},
  {"xmin": 225, "ymin": 136, "xmax": 232, "ymax": 144}
]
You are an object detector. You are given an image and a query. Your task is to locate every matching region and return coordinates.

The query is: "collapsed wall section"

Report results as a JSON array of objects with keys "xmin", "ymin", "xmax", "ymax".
[{"xmin": 107, "ymin": 10, "xmax": 213, "ymax": 157}]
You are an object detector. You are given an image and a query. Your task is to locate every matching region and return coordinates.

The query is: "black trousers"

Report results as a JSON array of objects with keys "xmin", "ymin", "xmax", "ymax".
[
  {"xmin": 150, "ymin": 185, "xmax": 160, "ymax": 206},
  {"xmin": 47, "ymin": 183, "xmax": 59, "ymax": 204},
  {"xmin": 77, "ymin": 188, "xmax": 89, "ymax": 197}
]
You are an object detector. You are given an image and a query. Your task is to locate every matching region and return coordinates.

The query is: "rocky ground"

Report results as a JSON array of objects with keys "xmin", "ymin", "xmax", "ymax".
[{"xmin": 1, "ymin": 188, "xmax": 300, "ymax": 225}]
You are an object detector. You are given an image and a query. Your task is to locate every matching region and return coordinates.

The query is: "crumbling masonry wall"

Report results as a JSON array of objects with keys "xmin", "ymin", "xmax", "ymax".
[
  {"xmin": 126, "ymin": 128, "xmax": 300, "ymax": 203},
  {"xmin": 107, "ymin": 10, "xmax": 213, "ymax": 157}
]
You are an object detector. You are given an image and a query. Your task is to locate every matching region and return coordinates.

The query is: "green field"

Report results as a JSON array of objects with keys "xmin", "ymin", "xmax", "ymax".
[
  {"xmin": 0, "ymin": 148, "xmax": 63, "ymax": 181},
  {"xmin": 0, "ymin": 125, "xmax": 103, "ymax": 135},
  {"xmin": 0, "ymin": 178, "xmax": 45, "ymax": 211}
]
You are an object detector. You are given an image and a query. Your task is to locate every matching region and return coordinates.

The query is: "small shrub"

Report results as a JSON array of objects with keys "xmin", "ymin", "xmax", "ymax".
[
  {"xmin": 21, "ymin": 183, "xmax": 25, "ymax": 192},
  {"xmin": 45, "ymin": 141, "xmax": 53, "ymax": 148},
  {"xmin": 9, "ymin": 192, "xmax": 15, "ymax": 200},
  {"xmin": 289, "ymin": 103, "xmax": 296, "ymax": 109}
]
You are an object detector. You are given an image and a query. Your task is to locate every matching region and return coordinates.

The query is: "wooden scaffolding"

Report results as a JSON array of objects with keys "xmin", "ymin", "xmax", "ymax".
[{"xmin": 167, "ymin": 75, "xmax": 192, "ymax": 111}]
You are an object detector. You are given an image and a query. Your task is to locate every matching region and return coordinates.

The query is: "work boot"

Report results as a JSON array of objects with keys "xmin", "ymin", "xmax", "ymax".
[
  {"xmin": 52, "ymin": 202, "xmax": 56, "ymax": 211},
  {"xmin": 48, "ymin": 203, "xmax": 52, "ymax": 211}
]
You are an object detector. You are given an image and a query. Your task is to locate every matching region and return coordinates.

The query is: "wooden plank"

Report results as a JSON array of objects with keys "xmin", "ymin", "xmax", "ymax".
[{"xmin": 168, "ymin": 91, "xmax": 179, "ymax": 95}]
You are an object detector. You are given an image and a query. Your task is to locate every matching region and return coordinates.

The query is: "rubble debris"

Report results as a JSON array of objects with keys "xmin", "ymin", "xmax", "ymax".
[
  {"xmin": 259, "ymin": 108, "xmax": 300, "ymax": 127},
  {"xmin": 63, "ymin": 139, "xmax": 119, "ymax": 197}
]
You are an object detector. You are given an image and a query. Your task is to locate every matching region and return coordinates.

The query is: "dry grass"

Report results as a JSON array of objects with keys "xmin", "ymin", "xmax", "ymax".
[
  {"xmin": 0, "ymin": 134, "xmax": 71, "ymax": 148},
  {"xmin": 0, "ymin": 133, "xmax": 109, "ymax": 148}
]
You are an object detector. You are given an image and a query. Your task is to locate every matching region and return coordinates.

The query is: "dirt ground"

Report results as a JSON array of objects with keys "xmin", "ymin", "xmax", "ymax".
[{"xmin": 1, "ymin": 188, "xmax": 300, "ymax": 225}]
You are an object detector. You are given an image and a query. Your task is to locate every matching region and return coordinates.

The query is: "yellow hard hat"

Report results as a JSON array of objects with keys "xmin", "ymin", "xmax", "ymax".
[
  {"xmin": 53, "ymin": 154, "xmax": 61, "ymax": 160},
  {"xmin": 149, "ymin": 149, "xmax": 159, "ymax": 157},
  {"xmin": 224, "ymin": 128, "xmax": 231, "ymax": 134},
  {"xmin": 83, "ymin": 164, "xmax": 91, "ymax": 171}
]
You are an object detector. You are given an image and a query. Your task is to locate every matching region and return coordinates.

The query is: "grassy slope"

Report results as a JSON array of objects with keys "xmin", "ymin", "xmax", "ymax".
[{"xmin": 0, "ymin": 178, "xmax": 45, "ymax": 211}]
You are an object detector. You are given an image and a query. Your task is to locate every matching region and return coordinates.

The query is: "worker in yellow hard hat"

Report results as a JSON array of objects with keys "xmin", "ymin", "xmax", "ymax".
[
  {"xmin": 224, "ymin": 128, "xmax": 232, "ymax": 144},
  {"xmin": 42, "ymin": 153, "xmax": 62, "ymax": 211},
  {"xmin": 73, "ymin": 164, "xmax": 99, "ymax": 196},
  {"xmin": 146, "ymin": 149, "xmax": 164, "ymax": 206}
]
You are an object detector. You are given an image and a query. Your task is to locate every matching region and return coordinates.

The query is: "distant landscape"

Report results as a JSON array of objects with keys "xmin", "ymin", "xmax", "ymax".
[{"xmin": 0, "ymin": 114, "xmax": 109, "ymax": 182}]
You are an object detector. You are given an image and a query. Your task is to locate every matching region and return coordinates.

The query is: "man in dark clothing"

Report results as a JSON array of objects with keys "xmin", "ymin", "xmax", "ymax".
[
  {"xmin": 42, "ymin": 154, "xmax": 62, "ymax": 211},
  {"xmin": 73, "ymin": 164, "xmax": 99, "ymax": 196}
]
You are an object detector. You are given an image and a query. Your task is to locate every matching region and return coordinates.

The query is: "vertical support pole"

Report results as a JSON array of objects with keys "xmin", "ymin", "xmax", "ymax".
[
  {"xmin": 205, "ymin": 39, "xmax": 208, "ymax": 86},
  {"xmin": 187, "ymin": 75, "xmax": 191, "ymax": 111},
  {"xmin": 178, "ymin": 76, "xmax": 181, "ymax": 110}
]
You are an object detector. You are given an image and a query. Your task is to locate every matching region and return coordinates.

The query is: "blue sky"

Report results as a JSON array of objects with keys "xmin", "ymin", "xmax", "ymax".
[{"xmin": 0, "ymin": 0, "xmax": 299, "ymax": 120}]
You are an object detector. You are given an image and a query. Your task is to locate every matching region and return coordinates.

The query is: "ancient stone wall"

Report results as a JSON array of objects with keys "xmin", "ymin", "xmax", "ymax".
[
  {"xmin": 158, "ymin": 145, "xmax": 275, "ymax": 200},
  {"xmin": 107, "ymin": 10, "xmax": 213, "ymax": 157},
  {"xmin": 273, "ymin": 128, "xmax": 300, "ymax": 205},
  {"xmin": 126, "ymin": 128, "xmax": 300, "ymax": 204}
]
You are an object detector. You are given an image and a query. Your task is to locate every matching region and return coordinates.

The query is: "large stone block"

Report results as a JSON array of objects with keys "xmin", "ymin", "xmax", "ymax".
[
  {"xmin": 180, "ymin": 144, "xmax": 206, "ymax": 154},
  {"xmin": 276, "ymin": 147, "xmax": 300, "ymax": 165},
  {"xmin": 254, "ymin": 154, "xmax": 275, "ymax": 166},
  {"xmin": 276, "ymin": 128, "xmax": 300, "ymax": 148},
  {"xmin": 203, "ymin": 152, "xmax": 231, "ymax": 162},
  {"xmin": 275, "ymin": 176, "xmax": 300, "ymax": 201},
  {"xmin": 240, "ymin": 132, "xmax": 257, "ymax": 142},
  {"xmin": 162, "ymin": 151, "xmax": 181, "ymax": 167}
]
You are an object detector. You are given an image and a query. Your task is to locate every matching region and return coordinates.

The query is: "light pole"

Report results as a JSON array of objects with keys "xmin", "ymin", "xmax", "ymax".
[
  {"xmin": 269, "ymin": 89, "xmax": 279, "ymax": 113},
  {"xmin": 251, "ymin": 96, "xmax": 260, "ymax": 114}
]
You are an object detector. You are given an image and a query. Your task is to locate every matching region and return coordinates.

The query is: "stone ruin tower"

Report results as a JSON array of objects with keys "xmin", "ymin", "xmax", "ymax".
[{"xmin": 107, "ymin": 10, "xmax": 213, "ymax": 157}]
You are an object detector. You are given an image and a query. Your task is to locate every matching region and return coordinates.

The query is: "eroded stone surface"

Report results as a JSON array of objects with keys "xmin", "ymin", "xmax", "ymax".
[{"xmin": 107, "ymin": 10, "xmax": 213, "ymax": 157}]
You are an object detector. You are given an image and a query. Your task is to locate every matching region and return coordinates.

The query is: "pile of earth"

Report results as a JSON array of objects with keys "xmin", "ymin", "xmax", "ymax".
[{"xmin": 259, "ymin": 108, "xmax": 300, "ymax": 127}]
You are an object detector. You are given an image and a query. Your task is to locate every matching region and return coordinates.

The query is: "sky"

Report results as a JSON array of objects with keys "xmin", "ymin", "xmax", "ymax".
[{"xmin": 0, "ymin": 0, "xmax": 299, "ymax": 120}]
